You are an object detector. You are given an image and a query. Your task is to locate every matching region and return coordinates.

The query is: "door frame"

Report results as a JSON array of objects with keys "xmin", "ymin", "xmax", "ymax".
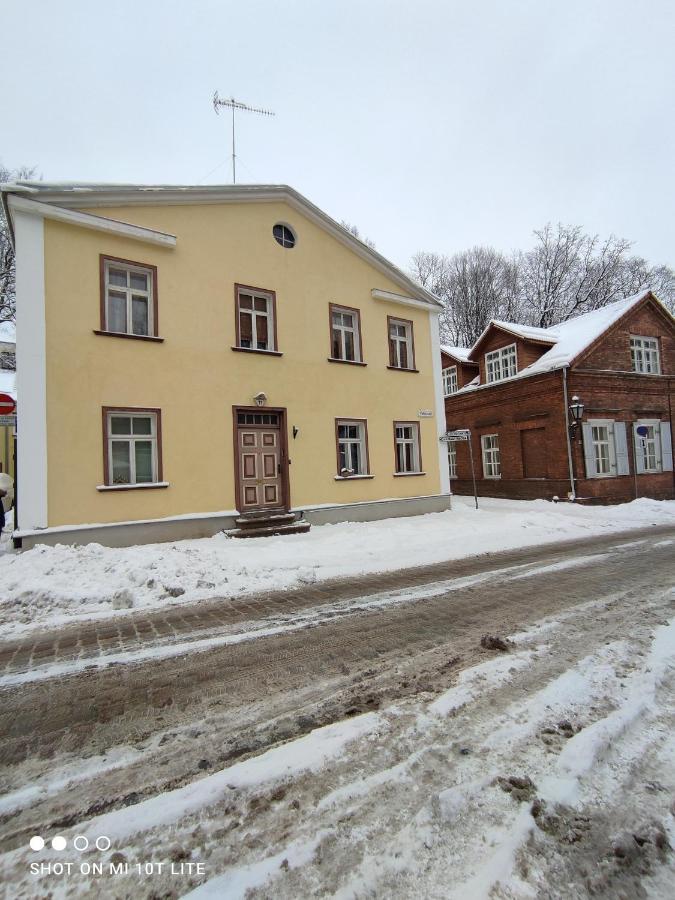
[{"xmin": 232, "ymin": 406, "xmax": 291, "ymax": 513}]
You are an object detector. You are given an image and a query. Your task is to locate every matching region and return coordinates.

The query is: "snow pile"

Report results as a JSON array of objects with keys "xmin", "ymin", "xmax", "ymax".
[{"xmin": 0, "ymin": 496, "xmax": 673, "ymax": 636}]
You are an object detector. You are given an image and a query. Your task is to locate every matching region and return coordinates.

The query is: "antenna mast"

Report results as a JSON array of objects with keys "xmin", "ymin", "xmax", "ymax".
[{"xmin": 213, "ymin": 92, "xmax": 275, "ymax": 184}]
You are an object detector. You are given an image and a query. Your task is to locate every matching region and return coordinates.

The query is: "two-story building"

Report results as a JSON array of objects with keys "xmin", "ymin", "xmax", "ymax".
[
  {"xmin": 2, "ymin": 182, "xmax": 451, "ymax": 548},
  {"xmin": 442, "ymin": 290, "xmax": 674, "ymax": 503}
]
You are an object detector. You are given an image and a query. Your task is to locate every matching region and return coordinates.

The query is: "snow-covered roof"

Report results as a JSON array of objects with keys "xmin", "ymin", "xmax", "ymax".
[
  {"xmin": 440, "ymin": 345, "xmax": 476, "ymax": 364},
  {"xmin": 0, "ymin": 369, "xmax": 16, "ymax": 399},
  {"xmin": 456, "ymin": 290, "xmax": 665, "ymax": 395}
]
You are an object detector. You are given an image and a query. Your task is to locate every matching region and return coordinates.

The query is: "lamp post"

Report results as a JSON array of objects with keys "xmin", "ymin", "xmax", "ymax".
[{"xmin": 568, "ymin": 395, "xmax": 584, "ymax": 439}]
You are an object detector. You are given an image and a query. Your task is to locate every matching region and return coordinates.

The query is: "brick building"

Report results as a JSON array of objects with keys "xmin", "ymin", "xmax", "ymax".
[{"xmin": 442, "ymin": 290, "xmax": 674, "ymax": 503}]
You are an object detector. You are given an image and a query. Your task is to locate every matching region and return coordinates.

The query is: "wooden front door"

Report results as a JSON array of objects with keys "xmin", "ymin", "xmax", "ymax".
[{"xmin": 235, "ymin": 410, "xmax": 286, "ymax": 512}]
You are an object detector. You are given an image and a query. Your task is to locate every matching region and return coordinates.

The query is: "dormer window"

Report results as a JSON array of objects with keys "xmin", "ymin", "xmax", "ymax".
[
  {"xmin": 442, "ymin": 366, "xmax": 458, "ymax": 396},
  {"xmin": 630, "ymin": 336, "xmax": 660, "ymax": 374},
  {"xmin": 485, "ymin": 344, "xmax": 517, "ymax": 383}
]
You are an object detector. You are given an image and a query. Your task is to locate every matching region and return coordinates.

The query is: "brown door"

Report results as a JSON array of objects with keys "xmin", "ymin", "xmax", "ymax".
[{"xmin": 235, "ymin": 410, "xmax": 285, "ymax": 511}]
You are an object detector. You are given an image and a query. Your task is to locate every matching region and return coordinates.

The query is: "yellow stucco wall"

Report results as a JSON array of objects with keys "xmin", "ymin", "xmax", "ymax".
[
  {"xmin": 0, "ymin": 425, "xmax": 14, "ymax": 480},
  {"xmin": 43, "ymin": 201, "xmax": 442, "ymax": 527}
]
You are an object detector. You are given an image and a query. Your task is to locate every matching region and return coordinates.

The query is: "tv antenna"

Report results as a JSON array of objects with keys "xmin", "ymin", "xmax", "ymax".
[{"xmin": 213, "ymin": 92, "xmax": 275, "ymax": 184}]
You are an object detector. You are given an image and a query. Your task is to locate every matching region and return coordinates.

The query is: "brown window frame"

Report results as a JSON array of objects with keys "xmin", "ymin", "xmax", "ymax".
[
  {"xmin": 393, "ymin": 420, "xmax": 424, "ymax": 475},
  {"xmin": 387, "ymin": 315, "xmax": 417, "ymax": 371},
  {"xmin": 96, "ymin": 255, "xmax": 162, "ymax": 342},
  {"xmin": 334, "ymin": 417, "xmax": 373, "ymax": 478},
  {"xmin": 328, "ymin": 303, "xmax": 366, "ymax": 365},
  {"xmin": 233, "ymin": 283, "xmax": 281, "ymax": 356},
  {"xmin": 101, "ymin": 406, "xmax": 165, "ymax": 489}
]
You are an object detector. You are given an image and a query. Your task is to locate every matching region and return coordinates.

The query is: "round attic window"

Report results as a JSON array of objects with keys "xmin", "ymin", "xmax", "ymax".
[{"xmin": 273, "ymin": 223, "xmax": 296, "ymax": 249}]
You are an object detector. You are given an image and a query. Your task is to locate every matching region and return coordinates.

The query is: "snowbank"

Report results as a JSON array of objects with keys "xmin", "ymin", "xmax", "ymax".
[{"xmin": 0, "ymin": 496, "xmax": 672, "ymax": 637}]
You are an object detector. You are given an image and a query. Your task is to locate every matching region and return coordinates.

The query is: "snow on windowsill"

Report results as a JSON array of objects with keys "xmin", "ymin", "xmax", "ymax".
[{"xmin": 334, "ymin": 474, "xmax": 375, "ymax": 481}]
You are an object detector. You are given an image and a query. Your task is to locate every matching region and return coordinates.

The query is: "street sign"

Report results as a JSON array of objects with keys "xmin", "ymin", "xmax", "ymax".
[
  {"xmin": 418, "ymin": 409, "xmax": 434, "ymax": 418},
  {"xmin": 0, "ymin": 393, "xmax": 15, "ymax": 416},
  {"xmin": 0, "ymin": 415, "xmax": 16, "ymax": 427},
  {"xmin": 441, "ymin": 429, "xmax": 471, "ymax": 442},
  {"xmin": 636, "ymin": 425, "xmax": 649, "ymax": 437}
]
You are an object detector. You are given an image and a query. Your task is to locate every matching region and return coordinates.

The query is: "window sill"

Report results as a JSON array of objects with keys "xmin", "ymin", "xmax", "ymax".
[
  {"xmin": 334, "ymin": 474, "xmax": 374, "ymax": 480},
  {"xmin": 483, "ymin": 476, "xmax": 501, "ymax": 480},
  {"xmin": 394, "ymin": 471, "xmax": 426, "ymax": 477},
  {"xmin": 96, "ymin": 482, "xmax": 170, "ymax": 492},
  {"xmin": 387, "ymin": 366, "xmax": 419, "ymax": 373},
  {"xmin": 231, "ymin": 347, "xmax": 283, "ymax": 356},
  {"xmin": 93, "ymin": 330, "xmax": 164, "ymax": 343},
  {"xmin": 327, "ymin": 357, "xmax": 367, "ymax": 367}
]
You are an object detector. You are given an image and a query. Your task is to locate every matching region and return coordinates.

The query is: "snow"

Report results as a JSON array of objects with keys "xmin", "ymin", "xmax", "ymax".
[
  {"xmin": 440, "ymin": 345, "xmax": 474, "ymax": 363},
  {"xmin": 456, "ymin": 290, "xmax": 657, "ymax": 394},
  {"xmin": 1, "ymin": 495, "xmax": 673, "ymax": 638},
  {"xmin": 0, "ymin": 368, "xmax": 15, "ymax": 397},
  {"xmin": 65, "ymin": 713, "xmax": 383, "ymax": 842}
]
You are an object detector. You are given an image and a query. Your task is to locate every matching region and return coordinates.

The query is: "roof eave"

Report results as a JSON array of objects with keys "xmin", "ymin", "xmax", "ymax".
[{"xmin": 0, "ymin": 182, "xmax": 442, "ymax": 309}]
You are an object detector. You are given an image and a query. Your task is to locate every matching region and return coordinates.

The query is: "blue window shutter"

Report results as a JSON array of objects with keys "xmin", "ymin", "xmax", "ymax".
[
  {"xmin": 614, "ymin": 422, "xmax": 629, "ymax": 476},
  {"xmin": 662, "ymin": 423, "xmax": 673, "ymax": 472},
  {"xmin": 582, "ymin": 423, "xmax": 596, "ymax": 478},
  {"xmin": 633, "ymin": 424, "xmax": 646, "ymax": 474}
]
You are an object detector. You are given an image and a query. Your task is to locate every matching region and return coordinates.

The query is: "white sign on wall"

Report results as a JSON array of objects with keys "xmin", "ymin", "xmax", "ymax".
[{"xmin": 417, "ymin": 410, "xmax": 434, "ymax": 418}]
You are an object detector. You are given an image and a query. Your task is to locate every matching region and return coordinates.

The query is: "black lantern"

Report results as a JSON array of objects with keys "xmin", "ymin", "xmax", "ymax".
[{"xmin": 568, "ymin": 395, "xmax": 584, "ymax": 437}]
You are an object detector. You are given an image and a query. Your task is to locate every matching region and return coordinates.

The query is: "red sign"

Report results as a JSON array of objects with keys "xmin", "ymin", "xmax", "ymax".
[{"xmin": 0, "ymin": 393, "xmax": 16, "ymax": 415}]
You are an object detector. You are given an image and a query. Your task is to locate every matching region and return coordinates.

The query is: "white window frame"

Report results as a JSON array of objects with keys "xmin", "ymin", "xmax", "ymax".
[
  {"xmin": 442, "ymin": 366, "xmax": 458, "ymax": 396},
  {"xmin": 237, "ymin": 288, "xmax": 276, "ymax": 351},
  {"xmin": 104, "ymin": 259, "xmax": 154, "ymax": 336},
  {"xmin": 481, "ymin": 433, "xmax": 501, "ymax": 478},
  {"xmin": 634, "ymin": 419, "xmax": 662, "ymax": 473},
  {"xmin": 589, "ymin": 418, "xmax": 617, "ymax": 477},
  {"xmin": 448, "ymin": 443, "xmax": 457, "ymax": 479},
  {"xmin": 389, "ymin": 318, "xmax": 414, "ymax": 369},
  {"xmin": 485, "ymin": 343, "xmax": 518, "ymax": 383},
  {"xmin": 331, "ymin": 307, "xmax": 361, "ymax": 362},
  {"xmin": 394, "ymin": 422, "xmax": 421, "ymax": 474},
  {"xmin": 336, "ymin": 419, "xmax": 368, "ymax": 476},
  {"xmin": 630, "ymin": 335, "xmax": 660, "ymax": 374},
  {"xmin": 107, "ymin": 411, "xmax": 159, "ymax": 486}
]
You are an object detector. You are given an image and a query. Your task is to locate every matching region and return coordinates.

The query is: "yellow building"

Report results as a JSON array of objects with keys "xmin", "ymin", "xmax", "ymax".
[{"xmin": 1, "ymin": 183, "xmax": 450, "ymax": 548}]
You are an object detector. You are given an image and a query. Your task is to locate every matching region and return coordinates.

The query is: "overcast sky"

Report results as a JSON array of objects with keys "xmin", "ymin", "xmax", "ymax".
[{"xmin": 2, "ymin": 0, "xmax": 674, "ymax": 274}]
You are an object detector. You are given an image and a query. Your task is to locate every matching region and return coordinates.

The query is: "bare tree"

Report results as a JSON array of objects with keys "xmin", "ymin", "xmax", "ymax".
[
  {"xmin": 412, "ymin": 223, "xmax": 675, "ymax": 343},
  {"xmin": 1, "ymin": 164, "xmax": 38, "ymax": 325},
  {"xmin": 340, "ymin": 220, "xmax": 376, "ymax": 250},
  {"xmin": 411, "ymin": 247, "xmax": 519, "ymax": 346}
]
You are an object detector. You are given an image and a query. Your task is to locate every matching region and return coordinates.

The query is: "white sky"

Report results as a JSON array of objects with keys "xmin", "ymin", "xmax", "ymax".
[{"xmin": 2, "ymin": 0, "xmax": 674, "ymax": 273}]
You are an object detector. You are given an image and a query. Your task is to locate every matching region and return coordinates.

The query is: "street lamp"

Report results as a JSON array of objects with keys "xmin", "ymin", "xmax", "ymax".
[{"xmin": 568, "ymin": 395, "xmax": 584, "ymax": 438}]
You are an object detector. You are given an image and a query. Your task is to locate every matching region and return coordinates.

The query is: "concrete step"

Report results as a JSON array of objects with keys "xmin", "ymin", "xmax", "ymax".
[
  {"xmin": 235, "ymin": 512, "xmax": 297, "ymax": 528},
  {"xmin": 229, "ymin": 521, "xmax": 311, "ymax": 539}
]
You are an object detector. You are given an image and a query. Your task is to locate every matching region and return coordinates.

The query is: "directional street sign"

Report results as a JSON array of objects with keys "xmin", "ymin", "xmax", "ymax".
[{"xmin": 441, "ymin": 429, "xmax": 471, "ymax": 442}]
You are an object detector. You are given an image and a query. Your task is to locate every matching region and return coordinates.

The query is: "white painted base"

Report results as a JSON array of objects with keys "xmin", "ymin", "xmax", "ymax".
[{"xmin": 15, "ymin": 494, "xmax": 453, "ymax": 549}]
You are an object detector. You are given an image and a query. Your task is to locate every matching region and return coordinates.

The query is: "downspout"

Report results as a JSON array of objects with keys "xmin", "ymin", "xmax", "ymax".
[{"xmin": 562, "ymin": 366, "xmax": 576, "ymax": 501}]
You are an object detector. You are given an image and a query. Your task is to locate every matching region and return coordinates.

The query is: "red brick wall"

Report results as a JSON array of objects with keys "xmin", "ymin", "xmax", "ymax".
[
  {"xmin": 580, "ymin": 299, "xmax": 674, "ymax": 374},
  {"xmin": 568, "ymin": 370, "xmax": 674, "ymax": 502},
  {"xmin": 445, "ymin": 369, "xmax": 675, "ymax": 503}
]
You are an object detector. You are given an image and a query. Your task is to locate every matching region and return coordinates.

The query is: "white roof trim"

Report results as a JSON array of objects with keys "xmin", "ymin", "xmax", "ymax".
[
  {"xmin": 1, "ymin": 183, "xmax": 439, "ymax": 307},
  {"xmin": 371, "ymin": 288, "xmax": 441, "ymax": 312},
  {"xmin": 6, "ymin": 195, "xmax": 177, "ymax": 248}
]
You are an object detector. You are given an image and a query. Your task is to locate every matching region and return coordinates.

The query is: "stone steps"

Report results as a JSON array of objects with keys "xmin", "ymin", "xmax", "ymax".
[{"xmin": 228, "ymin": 511, "xmax": 311, "ymax": 539}]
